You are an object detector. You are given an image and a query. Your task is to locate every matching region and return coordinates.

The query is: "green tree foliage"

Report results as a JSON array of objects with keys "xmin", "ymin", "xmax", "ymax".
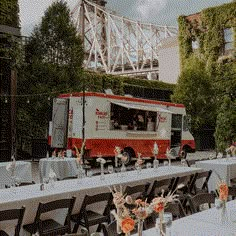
[
  {"xmin": 171, "ymin": 55, "xmax": 216, "ymax": 134},
  {"xmin": 213, "ymin": 61, "xmax": 236, "ymax": 152},
  {"xmin": 214, "ymin": 96, "xmax": 236, "ymax": 152},
  {"xmin": 0, "ymin": 0, "xmax": 19, "ymax": 27},
  {"xmin": 17, "ymin": 0, "xmax": 84, "ymax": 139}
]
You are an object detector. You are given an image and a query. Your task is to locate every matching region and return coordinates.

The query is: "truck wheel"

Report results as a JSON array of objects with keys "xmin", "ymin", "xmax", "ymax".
[
  {"xmin": 122, "ymin": 151, "xmax": 132, "ymax": 165},
  {"xmin": 180, "ymin": 149, "xmax": 187, "ymax": 159}
]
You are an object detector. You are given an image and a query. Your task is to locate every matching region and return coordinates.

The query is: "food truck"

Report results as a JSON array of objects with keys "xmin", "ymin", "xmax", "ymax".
[{"xmin": 48, "ymin": 92, "xmax": 195, "ymax": 163}]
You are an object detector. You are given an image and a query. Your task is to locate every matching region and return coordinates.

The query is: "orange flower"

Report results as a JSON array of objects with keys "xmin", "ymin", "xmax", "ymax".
[
  {"xmin": 135, "ymin": 199, "xmax": 143, "ymax": 205},
  {"xmin": 153, "ymin": 201, "xmax": 164, "ymax": 213},
  {"xmin": 121, "ymin": 217, "xmax": 135, "ymax": 233},
  {"xmin": 219, "ymin": 183, "xmax": 228, "ymax": 201},
  {"xmin": 132, "ymin": 208, "xmax": 148, "ymax": 219}
]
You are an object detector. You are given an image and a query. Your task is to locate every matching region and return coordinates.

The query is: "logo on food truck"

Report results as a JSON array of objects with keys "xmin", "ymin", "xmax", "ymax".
[
  {"xmin": 95, "ymin": 108, "xmax": 109, "ymax": 119},
  {"xmin": 158, "ymin": 114, "xmax": 167, "ymax": 123}
]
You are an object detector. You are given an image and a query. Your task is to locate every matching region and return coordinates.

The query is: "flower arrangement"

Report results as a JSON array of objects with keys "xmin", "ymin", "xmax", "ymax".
[
  {"xmin": 218, "ymin": 181, "xmax": 228, "ymax": 202},
  {"xmin": 217, "ymin": 181, "xmax": 229, "ymax": 224},
  {"xmin": 136, "ymin": 153, "xmax": 143, "ymax": 165},
  {"xmin": 153, "ymin": 142, "xmax": 159, "ymax": 156},
  {"xmin": 74, "ymin": 139, "xmax": 86, "ymax": 165},
  {"xmin": 110, "ymin": 185, "xmax": 179, "ymax": 236}
]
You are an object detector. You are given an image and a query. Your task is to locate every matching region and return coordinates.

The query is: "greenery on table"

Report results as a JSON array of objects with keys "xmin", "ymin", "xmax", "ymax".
[{"xmin": 176, "ymin": 2, "xmax": 236, "ymax": 151}]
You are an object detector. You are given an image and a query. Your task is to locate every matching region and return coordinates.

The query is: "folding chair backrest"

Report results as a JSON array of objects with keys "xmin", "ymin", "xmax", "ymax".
[
  {"xmin": 124, "ymin": 183, "xmax": 150, "ymax": 199},
  {"xmin": 196, "ymin": 170, "xmax": 212, "ymax": 190},
  {"xmin": 228, "ymin": 186, "xmax": 236, "ymax": 200},
  {"xmin": 82, "ymin": 192, "xmax": 112, "ymax": 207},
  {"xmin": 35, "ymin": 197, "xmax": 76, "ymax": 226},
  {"xmin": 148, "ymin": 177, "xmax": 175, "ymax": 200},
  {"xmin": 165, "ymin": 200, "xmax": 186, "ymax": 219},
  {"xmin": 188, "ymin": 192, "xmax": 215, "ymax": 213},
  {"xmin": 0, "ymin": 206, "xmax": 25, "ymax": 236},
  {"xmin": 171, "ymin": 175, "xmax": 193, "ymax": 194}
]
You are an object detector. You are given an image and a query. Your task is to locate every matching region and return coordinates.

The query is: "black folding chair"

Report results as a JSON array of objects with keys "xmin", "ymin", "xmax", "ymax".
[
  {"xmin": 23, "ymin": 197, "xmax": 75, "ymax": 236},
  {"xmin": 0, "ymin": 206, "xmax": 25, "ymax": 236},
  {"xmin": 190, "ymin": 170, "xmax": 212, "ymax": 195},
  {"xmin": 147, "ymin": 177, "xmax": 175, "ymax": 202},
  {"xmin": 71, "ymin": 192, "xmax": 113, "ymax": 234},
  {"xmin": 124, "ymin": 182, "xmax": 150, "ymax": 200},
  {"xmin": 187, "ymin": 192, "xmax": 216, "ymax": 213}
]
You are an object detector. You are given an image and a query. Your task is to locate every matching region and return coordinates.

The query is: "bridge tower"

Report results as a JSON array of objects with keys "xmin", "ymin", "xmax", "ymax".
[{"xmin": 72, "ymin": 0, "xmax": 178, "ymax": 76}]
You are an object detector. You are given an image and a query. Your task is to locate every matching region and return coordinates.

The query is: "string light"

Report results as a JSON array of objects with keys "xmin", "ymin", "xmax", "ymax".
[
  {"xmin": 5, "ymin": 97, "xmax": 8, "ymax": 103},
  {"xmin": 27, "ymin": 98, "xmax": 30, "ymax": 104}
]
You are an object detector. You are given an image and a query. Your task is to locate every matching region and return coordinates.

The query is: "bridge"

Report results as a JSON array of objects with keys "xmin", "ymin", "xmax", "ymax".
[{"xmin": 71, "ymin": 0, "xmax": 178, "ymax": 77}]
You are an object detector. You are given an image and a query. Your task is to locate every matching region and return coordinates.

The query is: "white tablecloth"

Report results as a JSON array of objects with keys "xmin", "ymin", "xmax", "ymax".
[
  {"xmin": 135, "ymin": 200, "xmax": 236, "ymax": 236},
  {"xmin": 196, "ymin": 158, "xmax": 236, "ymax": 192},
  {"xmin": 0, "ymin": 166, "xmax": 201, "ymax": 235},
  {"xmin": 39, "ymin": 157, "xmax": 78, "ymax": 181},
  {"xmin": 0, "ymin": 161, "xmax": 32, "ymax": 189}
]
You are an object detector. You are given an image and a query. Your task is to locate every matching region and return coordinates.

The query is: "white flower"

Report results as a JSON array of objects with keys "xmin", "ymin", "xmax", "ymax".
[
  {"xmin": 114, "ymin": 146, "xmax": 121, "ymax": 155},
  {"xmin": 6, "ymin": 163, "xmax": 13, "ymax": 172},
  {"xmin": 97, "ymin": 157, "xmax": 106, "ymax": 164},
  {"xmin": 153, "ymin": 142, "xmax": 159, "ymax": 155}
]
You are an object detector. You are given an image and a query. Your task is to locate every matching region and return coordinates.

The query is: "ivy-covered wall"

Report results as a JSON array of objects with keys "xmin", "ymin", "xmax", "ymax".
[
  {"xmin": 178, "ymin": 2, "xmax": 236, "ymax": 67},
  {"xmin": 177, "ymin": 2, "xmax": 236, "ymax": 151}
]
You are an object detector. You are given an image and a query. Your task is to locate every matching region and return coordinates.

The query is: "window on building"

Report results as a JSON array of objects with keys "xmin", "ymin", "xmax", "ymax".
[{"xmin": 224, "ymin": 28, "xmax": 233, "ymax": 54}]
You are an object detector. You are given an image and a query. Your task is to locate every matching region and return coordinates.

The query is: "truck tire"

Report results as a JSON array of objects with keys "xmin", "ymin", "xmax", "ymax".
[
  {"xmin": 122, "ymin": 150, "xmax": 132, "ymax": 165},
  {"xmin": 179, "ymin": 149, "xmax": 187, "ymax": 159}
]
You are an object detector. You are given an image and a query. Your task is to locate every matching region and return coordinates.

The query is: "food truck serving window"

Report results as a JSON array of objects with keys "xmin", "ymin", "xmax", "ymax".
[{"xmin": 110, "ymin": 101, "xmax": 171, "ymax": 131}]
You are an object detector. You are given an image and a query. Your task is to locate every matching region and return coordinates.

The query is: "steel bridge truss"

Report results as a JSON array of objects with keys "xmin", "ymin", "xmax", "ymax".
[{"xmin": 71, "ymin": 0, "xmax": 178, "ymax": 75}]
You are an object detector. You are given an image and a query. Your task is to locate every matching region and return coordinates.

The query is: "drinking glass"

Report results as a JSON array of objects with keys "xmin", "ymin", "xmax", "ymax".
[
  {"xmin": 15, "ymin": 177, "xmax": 21, "ymax": 187},
  {"xmin": 164, "ymin": 161, "xmax": 169, "ymax": 166},
  {"xmin": 108, "ymin": 165, "xmax": 114, "ymax": 174},
  {"xmin": 135, "ymin": 162, "xmax": 141, "ymax": 173},
  {"xmin": 87, "ymin": 171, "xmax": 93, "ymax": 178},
  {"xmin": 164, "ymin": 212, "xmax": 173, "ymax": 228},
  {"xmin": 153, "ymin": 159, "xmax": 159, "ymax": 168},
  {"xmin": 181, "ymin": 159, "xmax": 187, "ymax": 166},
  {"xmin": 146, "ymin": 162, "xmax": 152, "ymax": 169}
]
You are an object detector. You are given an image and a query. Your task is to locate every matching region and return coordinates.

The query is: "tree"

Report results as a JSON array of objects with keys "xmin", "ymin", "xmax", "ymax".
[
  {"xmin": 171, "ymin": 55, "xmax": 216, "ymax": 135},
  {"xmin": 17, "ymin": 0, "xmax": 84, "ymax": 140},
  {"xmin": 214, "ymin": 96, "xmax": 236, "ymax": 153},
  {"xmin": 214, "ymin": 61, "xmax": 236, "ymax": 152},
  {"xmin": 0, "ymin": 0, "xmax": 19, "ymax": 27}
]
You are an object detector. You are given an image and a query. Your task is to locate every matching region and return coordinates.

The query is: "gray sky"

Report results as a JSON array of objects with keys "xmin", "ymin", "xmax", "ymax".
[{"xmin": 19, "ymin": 0, "xmax": 231, "ymax": 36}]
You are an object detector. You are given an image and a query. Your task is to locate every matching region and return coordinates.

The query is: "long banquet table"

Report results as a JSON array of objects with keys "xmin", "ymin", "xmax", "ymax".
[
  {"xmin": 134, "ymin": 200, "xmax": 236, "ymax": 236},
  {"xmin": 0, "ymin": 165, "xmax": 202, "ymax": 235},
  {"xmin": 0, "ymin": 161, "xmax": 32, "ymax": 189},
  {"xmin": 196, "ymin": 157, "xmax": 236, "ymax": 192}
]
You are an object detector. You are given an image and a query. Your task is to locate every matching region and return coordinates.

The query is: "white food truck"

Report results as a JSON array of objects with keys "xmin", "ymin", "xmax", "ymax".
[{"xmin": 48, "ymin": 92, "xmax": 195, "ymax": 163}]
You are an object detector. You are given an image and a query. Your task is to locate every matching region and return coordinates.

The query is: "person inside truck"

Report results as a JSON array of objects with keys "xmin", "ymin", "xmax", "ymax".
[{"xmin": 134, "ymin": 110, "xmax": 145, "ymax": 130}]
